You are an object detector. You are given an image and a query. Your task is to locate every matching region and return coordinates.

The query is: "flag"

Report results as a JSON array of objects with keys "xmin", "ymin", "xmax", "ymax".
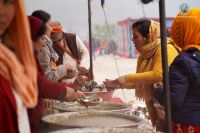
[{"xmin": 101, "ymin": 0, "xmax": 105, "ymax": 9}]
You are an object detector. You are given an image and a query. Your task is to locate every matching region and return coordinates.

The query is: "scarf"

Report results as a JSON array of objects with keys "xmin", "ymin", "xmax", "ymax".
[
  {"xmin": 44, "ymin": 35, "xmax": 59, "ymax": 62},
  {"xmin": 135, "ymin": 20, "xmax": 161, "ymax": 101},
  {"xmin": 134, "ymin": 20, "xmax": 178, "ymax": 127},
  {"xmin": 171, "ymin": 8, "xmax": 200, "ymax": 51},
  {"xmin": 0, "ymin": 0, "xmax": 38, "ymax": 108},
  {"xmin": 135, "ymin": 38, "xmax": 176, "ymax": 101}
]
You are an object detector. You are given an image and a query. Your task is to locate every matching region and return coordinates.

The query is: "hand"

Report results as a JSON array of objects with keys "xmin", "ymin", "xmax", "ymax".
[
  {"xmin": 64, "ymin": 87, "xmax": 76, "ymax": 102},
  {"xmin": 117, "ymin": 76, "xmax": 127, "ymax": 85},
  {"xmin": 153, "ymin": 82, "xmax": 163, "ymax": 90},
  {"xmin": 74, "ymin": 75, "xmax": 89, "ymax": 87},
  {"xmin": 74, "ymin": 90, "xmax": 85, "ymax": 100},
  {"xmin": 103, "ymin": 79, "xmax": 120, "ymax": 89},
  {"xmin": 64, "ymin": 63, "xmax": 73, "ymax": 70},
  {"xmin": 66, "ymin": 69, "xmax": 76, "ymax": 79},
  {"xmin": 78, "ymin": 67, "xmax": 89, "ymax": 76}
]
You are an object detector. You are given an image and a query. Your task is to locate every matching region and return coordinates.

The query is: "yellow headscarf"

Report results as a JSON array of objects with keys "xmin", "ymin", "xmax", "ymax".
[
  {"xmin": 171, "ymin": 8, "xmax": 200, "ymax": 51},
  {"xmin": 0, "ymin": 0, "xmax": 38, "ymax": 108}
]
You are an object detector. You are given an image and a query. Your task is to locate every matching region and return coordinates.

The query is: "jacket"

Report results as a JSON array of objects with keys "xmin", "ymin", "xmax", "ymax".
[{"xmin": 156, "ymin": 48, "xmax": 200, "ymax": 125}]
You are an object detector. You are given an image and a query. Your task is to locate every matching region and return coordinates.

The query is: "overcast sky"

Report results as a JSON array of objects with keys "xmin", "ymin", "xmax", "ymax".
[{"xmin": 25, "ymin": 0, "xmax": 200, "ymax": 40}]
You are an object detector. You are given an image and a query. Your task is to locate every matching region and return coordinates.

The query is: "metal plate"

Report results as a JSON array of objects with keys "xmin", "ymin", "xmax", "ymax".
[
  {"xmin": 50, "ymin": 127, "xmax": 157, "ymax": 133},
  {"xmin": 53, "ymin": 102, "xmax": 131, "ymax": 113},
  {"xmin": 42, "ymin": 111, "xmax": 144, "ymax": 128},
  {"xmin": 84, "ymin": 90, "xmax": 108, "ymax": 94}
]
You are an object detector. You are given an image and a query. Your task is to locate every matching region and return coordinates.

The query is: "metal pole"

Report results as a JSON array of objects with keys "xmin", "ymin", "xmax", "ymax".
[
  {"xmin": 88, "ymin": 0, "xmax": 93, "ymax": 79},
  {"xmin": 159, "ymin": 0, "xmax": 172, "ymax": 132}
]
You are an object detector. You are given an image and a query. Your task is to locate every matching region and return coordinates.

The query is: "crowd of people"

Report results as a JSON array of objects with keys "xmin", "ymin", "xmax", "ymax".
[{"xmin": 0, "ymin": 0, "xmax": 200, "ymax": 133}]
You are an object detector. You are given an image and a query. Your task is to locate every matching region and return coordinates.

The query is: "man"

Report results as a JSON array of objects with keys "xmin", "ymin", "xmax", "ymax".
[
  {"xmin": 50, "ymin": 21, "xmax": 90, "ymax": 83},
  {"xmin": 31, "ymin": 10, "xmax": 74, "ymax": 82}
]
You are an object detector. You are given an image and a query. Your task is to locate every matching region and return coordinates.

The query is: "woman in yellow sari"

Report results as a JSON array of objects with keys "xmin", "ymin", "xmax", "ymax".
[{"xmin": 104, "ymin": 19, "xmax": 179, "ymax": 131}]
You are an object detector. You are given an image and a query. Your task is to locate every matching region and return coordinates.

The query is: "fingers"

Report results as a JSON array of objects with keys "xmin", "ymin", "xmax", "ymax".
[
  {"xmin": 153, "ymin": 82, "xmax": 163, "ymax": 90},
  {"xmin": 78, "ymin": 67, "xmax": 89, "ymax": 75},
  {"xmin": 74, "ymin": 75, "xmax": 89, "ymax": 87},
  {"xmin": 66, "ymin": 70, "xmax": 76, "ymax": 79},
  {"xmin": 103, "ymin": 79, "xmax": 120, "ymax": 89},
  {"xmin": 65, "ymin": 88, "xmax": 85, "ymax": 102},
  {"xmin": 76, "ymin": 90, "xmax": 85, "ymax": 98}
]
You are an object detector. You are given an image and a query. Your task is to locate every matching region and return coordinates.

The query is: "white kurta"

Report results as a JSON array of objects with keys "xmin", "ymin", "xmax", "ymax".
[{"xmin": 62, "ymin": 35, "xmax": 90, "ymax": 83}]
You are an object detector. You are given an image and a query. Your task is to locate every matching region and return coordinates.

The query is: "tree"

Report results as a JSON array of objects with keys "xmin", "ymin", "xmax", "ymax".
[{"xmin": 93, "ymin": 24, "xmax": 117, "ymax": 41}]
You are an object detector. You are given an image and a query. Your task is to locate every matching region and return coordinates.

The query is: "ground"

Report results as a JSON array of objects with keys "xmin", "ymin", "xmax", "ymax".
[{"xmin": 93, "ymin": 54, "xmax": 144, "ymax": 105}]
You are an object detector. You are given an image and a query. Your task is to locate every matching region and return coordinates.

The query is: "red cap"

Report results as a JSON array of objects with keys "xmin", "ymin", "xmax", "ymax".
[{"xmin": 28, "ymin": 16, "xmax": 43, "ymax": 41}]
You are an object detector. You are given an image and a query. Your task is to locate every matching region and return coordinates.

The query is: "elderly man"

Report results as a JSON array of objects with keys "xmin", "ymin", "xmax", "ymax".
[{"xmin": 50, "ymin": 21, "xmax": 90, "ymax": 84}]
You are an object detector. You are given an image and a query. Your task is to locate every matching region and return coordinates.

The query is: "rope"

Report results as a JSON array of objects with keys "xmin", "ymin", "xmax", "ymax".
[{"xmin": 102, "ymin": 8, "xmax": 127, "ymax": 103}]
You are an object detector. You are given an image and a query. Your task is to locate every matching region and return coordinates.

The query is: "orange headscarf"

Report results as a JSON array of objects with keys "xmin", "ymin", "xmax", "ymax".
[
  {"xmin": 50, "ymin": 21, "xmax": 63, "ymax": 33},
  {"xmin": 171, "ymin": 8, "xmax": 200, "ymax": 51},
  {"xmin": 0, "ymin": 0, "xmax": 38, "ymax": 108}
]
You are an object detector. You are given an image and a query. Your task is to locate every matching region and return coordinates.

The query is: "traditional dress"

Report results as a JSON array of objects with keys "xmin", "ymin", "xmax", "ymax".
[
  {"xmin": 0, "ymin": 0, "xmax": 38, "ymax": 132},
  {"xmin": 122, "ymin": 20, "xmax": 179, "ymax": 130},
  {"xmin": 170, "ymin": 8, "xmax": 200, "ymax": 133}
]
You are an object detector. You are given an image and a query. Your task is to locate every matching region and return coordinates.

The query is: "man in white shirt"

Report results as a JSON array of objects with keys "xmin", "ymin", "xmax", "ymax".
[{"xmin": 50, "ymin": 21, "xmax": 90, "ymax": 84}]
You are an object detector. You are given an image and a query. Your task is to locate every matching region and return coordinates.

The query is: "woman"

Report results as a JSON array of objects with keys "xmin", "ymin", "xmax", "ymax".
[
  {"xmin": 28, "ymin": 16, "xmax": 85, "ymax": 132},
  {"xmin": 31, "ymin": 10, "xmax": 75, "ymax": 82},
  {"xmin": 156, "ymin": 8, "xmax": 200, "ymax": 132},
  {"xmin": 104, "ymin": 19, "xmax": 179, "ymax": 130},
  {"xmin": 0, "ymin": 0, "xmax": 38, "ymax": 133}
]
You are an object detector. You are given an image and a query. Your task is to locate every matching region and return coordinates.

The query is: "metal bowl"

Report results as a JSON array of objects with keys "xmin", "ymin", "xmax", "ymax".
[
  {"xmin": 84, "ymin": 89, "xmax": 114, "ymax": 101},
  {"xmin": 78, "ymin": 96, "xmax": 102, "ymax": 107}
]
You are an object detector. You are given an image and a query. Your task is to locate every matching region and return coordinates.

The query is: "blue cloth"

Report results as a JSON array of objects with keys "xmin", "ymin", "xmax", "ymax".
[{"xmin": 155, "ymin": 48, "xmax": 200, "ymax": 125}]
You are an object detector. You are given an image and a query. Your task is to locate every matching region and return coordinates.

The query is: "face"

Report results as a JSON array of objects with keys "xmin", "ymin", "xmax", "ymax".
[
  {"xmin": 50, "ymin": 31, "xmax": 63, "ymax": 42},
  {"xmin": 132, "ymin": 28, "xmax": 148, "ymax": 51},
  {"xmin": 45, "ymin": 19, "xmax": 52, "ymax": 37},
  {"xmin": 0, "ymin": 0, "xmax": 15, "ymax": 37},
  {"xmin": 34, "ymin": 35, "xmax": 46, "ymax": 52}
]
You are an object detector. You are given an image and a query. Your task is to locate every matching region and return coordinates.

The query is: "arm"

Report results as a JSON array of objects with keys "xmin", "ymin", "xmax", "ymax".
[
  {"xmin": 125, "ymin": 44, "xmax": 178, "ymax": 85},
  {"xmin": 76, "ymin": 36, "xmax": 90, "ymax": 69},
  {"xmin": 122, "ymin": 82, "xmax": 136, "ymax": 89},
  {"xmin": 37, "ymin": 46, "xmax": 67, "ymax": 82},
  {"xmin": 37, "ymin": 72, "xmax": 68, "ymax": 100}
]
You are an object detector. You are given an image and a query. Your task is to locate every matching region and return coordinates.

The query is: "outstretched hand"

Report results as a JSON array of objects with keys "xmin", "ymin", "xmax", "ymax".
[{"xmin": 103, "ymin": 79, "xmax": 120, "ymax": 90}]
